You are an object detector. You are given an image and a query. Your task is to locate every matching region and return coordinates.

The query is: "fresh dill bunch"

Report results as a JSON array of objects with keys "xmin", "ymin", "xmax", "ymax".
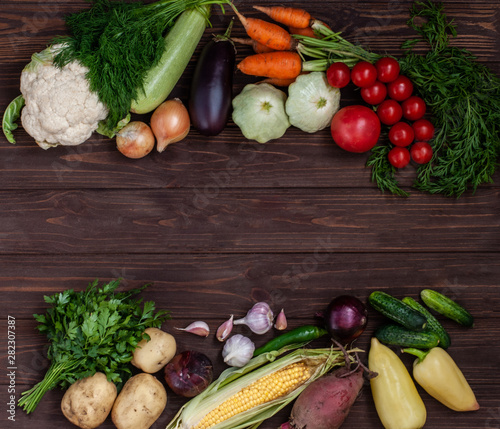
[
  {"xmin": 399, "ymin": 1, "xmax": 500, "ymax": 197},
  {"xmin": 53, "ymin": 0, "xmax": 227, "ymax": 133},
  {"xmin": 368, "ymin": 1, "xmax": 500, "ymax": 197}
]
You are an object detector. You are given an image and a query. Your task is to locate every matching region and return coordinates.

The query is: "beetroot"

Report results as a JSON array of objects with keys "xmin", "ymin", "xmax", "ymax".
[{"xmin": 289, "ymin": 366, "xmax": 364, "ymax": 429}]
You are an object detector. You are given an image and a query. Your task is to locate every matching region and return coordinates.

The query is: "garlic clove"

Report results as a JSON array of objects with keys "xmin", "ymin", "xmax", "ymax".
[
  {"xmin": 216, "ymin": 315, "xmax": 234, "ymax": 342},
  {"xmin": 222, "ymin": 334, "xmax": 255, "ymax": 367},
  {"xmin": 274, "ymin": 308, "xmax": 287, "ymax": 330},
  {"xmin": 233, "ymin": 302, "xmax": 274, "ymax": 335},
  {"xmin": 175, "ymin": 321, "xmax": 210, "ymax": 337}
]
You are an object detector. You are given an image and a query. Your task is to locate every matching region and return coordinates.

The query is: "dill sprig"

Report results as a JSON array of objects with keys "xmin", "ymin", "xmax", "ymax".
[
  {"xmin": 368, "ymin": 1, "xmax": 500, "ymax": 197},
  {"xmin": 53, "ymin": 0, "xmax": 228, "ymax": 133},
  {"xmin": 366, "ymin": 145, "xmax": 410, "ymax": 197}
]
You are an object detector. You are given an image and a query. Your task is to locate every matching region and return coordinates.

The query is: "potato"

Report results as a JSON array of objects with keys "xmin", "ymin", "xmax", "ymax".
[
  {"xmin": 61, "ymin": 372, "xmax": 117, "ymax": 429},
  {"xmin": 111, "ymin": 373, "xmax": 167, "ymax": 429},
  {"xmin": 131, "ymin": 327, "xmax": 176, "ymax": 373}
]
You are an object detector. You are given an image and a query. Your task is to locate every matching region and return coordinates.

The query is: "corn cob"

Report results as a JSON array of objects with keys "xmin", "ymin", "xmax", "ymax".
[{"xmin": 166, "ymin": 346, "xmax": 358, "ymax": 429}]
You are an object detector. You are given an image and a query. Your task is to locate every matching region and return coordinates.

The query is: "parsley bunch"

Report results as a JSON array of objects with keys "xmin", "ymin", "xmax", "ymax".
[
  {"xmin": 18, "ymin": 279, "xmax": 170, "ymax": 414},
  {"xmin": 368, "ymin": 1, "xmax": 500, "ymax": 197}
]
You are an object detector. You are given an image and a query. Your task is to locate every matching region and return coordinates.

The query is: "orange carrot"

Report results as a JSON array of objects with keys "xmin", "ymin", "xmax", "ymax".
[
  {"xmin": 237, "ymin": 51, "xmax": 302, "ymax": 79},
  {"xmin": 289, "ymin": 26, "xmax": 317, "ymax": 38},
  {"xmin": 256, "ymin": 77, "xmax": 297, "ymax": 87},
  {"xmin": 230, "ymin": 3, "xmax": 296, "ymax": 51},
  {"xmin": 253, "ymin": 5, "xmax": 311, "ymax": 29},
  {"xmin": 231, "ymin": 37, "xmax": 275, "ymax": 54}
]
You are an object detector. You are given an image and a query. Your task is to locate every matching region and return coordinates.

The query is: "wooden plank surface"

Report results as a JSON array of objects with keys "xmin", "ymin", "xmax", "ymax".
[
  {"xmin": 0, "ymin": 0, "xmax": 499, "ymax": 428},
  {"xmin": 0, "ymin": 188, "xmax": 499, "ymax": 254}
]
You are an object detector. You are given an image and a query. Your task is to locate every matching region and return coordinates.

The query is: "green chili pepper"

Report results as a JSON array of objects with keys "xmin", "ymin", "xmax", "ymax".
[{"xmin": 253, "ymin": 325, "xmax": 328, "ymax": 356}]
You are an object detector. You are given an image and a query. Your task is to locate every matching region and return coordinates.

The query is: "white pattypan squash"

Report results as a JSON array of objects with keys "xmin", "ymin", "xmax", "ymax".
[
  {"xmin": 285, "ymin": 72, "xmax": 341, "ymax": 133},
  {"xmin": 232, "ymin": 83, "xmax": 290, "ymax": 143}
]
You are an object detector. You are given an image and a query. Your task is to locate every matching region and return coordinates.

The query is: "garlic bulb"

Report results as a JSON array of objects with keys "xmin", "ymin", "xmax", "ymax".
[
  {"xmin": 222, "ymin": 334, "xmax": 255, "ymax": 367},
  {"xmin": 234, "ymin": 302, "xmax": 274, "ymax": 335}
]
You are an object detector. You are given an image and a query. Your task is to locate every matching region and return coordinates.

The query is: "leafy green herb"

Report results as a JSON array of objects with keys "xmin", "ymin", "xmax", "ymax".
[
  {"xmin": 2, "ymin": 95, "xmax": 25, "ymax": 144},
  {"xmin": 53, "ymin": 0, "xmax": 229, "ymax": 131},
  {"xmin": 366, "ymin": 145, "xmax": 410, "ymax": 197},
  {"xmin": 368, "ymin": 1, "xmax": 500, "ymax": 197},
  {"xmin": 18, "ymin": 279, "xmax": 170, "ymax": 414}
]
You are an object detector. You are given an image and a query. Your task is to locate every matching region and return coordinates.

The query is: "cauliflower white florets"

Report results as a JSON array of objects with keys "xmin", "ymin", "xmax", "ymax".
[{"xmin": 20, "ymin": 46, "xmax": 108, "ymax": 149}]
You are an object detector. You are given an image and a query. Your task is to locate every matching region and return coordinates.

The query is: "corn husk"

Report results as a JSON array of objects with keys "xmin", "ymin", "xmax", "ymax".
[{"xmin": 166, "ymin": 345, "xmax": 361, "ymax": 429}]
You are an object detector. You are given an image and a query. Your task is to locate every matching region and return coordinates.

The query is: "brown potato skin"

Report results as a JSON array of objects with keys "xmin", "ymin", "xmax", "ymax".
[
  {"xmin": 131, "ymin": 327, "xmax": 177, "ymax": 373},
  {"xmin": 111, "ymin": 373, "xmax": 167, "ymax": 429},
  {"xmin": 61, "ymin": 372, "xmax": 117, "ymax": 429}
]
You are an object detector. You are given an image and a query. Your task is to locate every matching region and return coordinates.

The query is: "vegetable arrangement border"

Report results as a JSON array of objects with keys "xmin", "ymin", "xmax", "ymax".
[
  {"xmin": 19, "ymin": 279, "xmax": 481, "ymax": 428},
  {"xmin": 1, "ymin": 0, "xmax": 499, "ymax": 198}
]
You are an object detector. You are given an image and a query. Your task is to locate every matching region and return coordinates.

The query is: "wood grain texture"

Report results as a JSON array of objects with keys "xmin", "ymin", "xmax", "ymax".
[
  {"xmin": 0, "ymin": 188, "xmax": 499, "ymax": 254},
  {"xmin": 0, "ymin": 0, "xmax": 499, "ymax": 428}
]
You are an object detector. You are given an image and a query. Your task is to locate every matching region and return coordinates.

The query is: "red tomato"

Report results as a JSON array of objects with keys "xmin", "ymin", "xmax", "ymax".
[
  {"xmin": 388, "ymin": 147, "xmax": 410, "ymax": 168},
  {"xmin": 412, "ymin": 118, "xmax": 435, "ymax": 141},
  {"xmin": 375, "ymin": 57, "xmax": 400, "ymax": 83},
  {"xmin": 388, "ymin": 122, "xmax": 414, "ymax": 147},
  {"xmin": 376, "ymin": 99, "xmax": 403, "ymax": 125},
  {"xmin": 351, "ymin": 61, "xmax": 378, "ymax": 88},
  {"xmin": 387, "ymin": 75, "xmax": 414, "ymax": 101},
  {"xmin": 402, "ymin": 96, "xmax": 426, "ymax": 121},
  {"xmin": 411, "ymin": 142, "xmax": 433, "ymax": 164},
  {"xmin": 361, "ymin": 81, "xmax": 387, "ymax": 105},
  {"xmin": 326, "ymin": 62, "xmax": 351, "ymax": 88},
  {"xmin": 331, "ymin": 105, "xmax": 381, "ymax": 153}
]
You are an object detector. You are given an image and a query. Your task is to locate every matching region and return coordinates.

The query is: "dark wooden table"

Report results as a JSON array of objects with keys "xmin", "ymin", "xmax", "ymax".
[{"xmin": 1, "ymin": 0, "xmax": 499, "ymax": 428}]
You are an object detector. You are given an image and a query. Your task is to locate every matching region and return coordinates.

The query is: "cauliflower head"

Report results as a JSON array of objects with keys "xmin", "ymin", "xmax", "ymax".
[{"xmin": 20, "ymin": 46, "xmax": 108, "ymax": 149}]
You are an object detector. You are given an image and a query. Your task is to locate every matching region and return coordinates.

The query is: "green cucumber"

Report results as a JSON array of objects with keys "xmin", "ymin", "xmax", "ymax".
[
  {"xmin": 369, "ymin": 291, "xmax": 427, "ymax": 331},
  {"xmin": 131, "ymin": 7, "xmax": 209, "ymax": 114},
  {"xmin": 402, "ymin": 296, "xmax": 451, "ymax": 349},
  {"xmin": 420, "ymin": 289, "xmax": 474, "ymax": 327},
  {"xmin": 375, "ymin": 324, "xmax": 440, "ymax": 349}
]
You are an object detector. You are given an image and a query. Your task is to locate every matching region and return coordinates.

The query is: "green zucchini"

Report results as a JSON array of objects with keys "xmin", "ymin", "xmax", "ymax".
[
  {"xmin": 131, "ymin": 7, "xmax": 209, "ymax": 114},
  {"xmin": 402, "ymin": 296, "xmax": 451, "ymax": 349},
  {"xmin": 375, "ymin": 324, "xmax": 440, "ymax": 348},
  {"xmin": 369, "ymin": 291, "xmax": 427, "ymax": 331},
  {"xmin": 420, "ymin": 289, "xmax": 474, "ymax": 328}
]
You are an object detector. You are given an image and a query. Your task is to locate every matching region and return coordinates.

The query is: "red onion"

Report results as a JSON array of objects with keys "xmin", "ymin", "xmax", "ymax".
[
  {"xmin": 324, "ymin": 295, "xmax": 368, "ymax": 343},
  {"xmin": 164, "ymin": 350, "xmax": 213, "ymax": 398}
]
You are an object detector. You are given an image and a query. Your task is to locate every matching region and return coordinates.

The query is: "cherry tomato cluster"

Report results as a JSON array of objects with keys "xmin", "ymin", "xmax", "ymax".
[{"xmin": 326, "ymin": 58, "xmax": 435, "ymax": 169}]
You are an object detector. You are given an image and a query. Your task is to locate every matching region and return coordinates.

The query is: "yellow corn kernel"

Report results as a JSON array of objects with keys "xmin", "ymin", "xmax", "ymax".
[{"xmin": 192, "ymin": 363, "xmax": 312, "ymax": 429}]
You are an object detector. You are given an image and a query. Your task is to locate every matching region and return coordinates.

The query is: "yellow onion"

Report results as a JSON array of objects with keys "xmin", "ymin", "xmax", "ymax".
[
  {"xmin": 151, "ymin": 98, "xmax": 190, "ymax": 152},
  {"xmin": 116, "ymin": 121, "xmax": 155, "ymax": 159}
]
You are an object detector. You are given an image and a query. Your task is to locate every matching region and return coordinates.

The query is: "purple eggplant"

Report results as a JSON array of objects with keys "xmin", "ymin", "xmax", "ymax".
[{"xmin": 189, "ymin": 21, "xmax": 236, "ymax": 136}]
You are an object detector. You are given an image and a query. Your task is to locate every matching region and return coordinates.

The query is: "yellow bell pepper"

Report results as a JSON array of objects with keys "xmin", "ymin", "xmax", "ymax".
[
  {"xmin": 369, "ymin": 338, "xmax": 426, "ymax": 429},
  {"xmin": 404, "ymin": 347, "xmax": 480, "ymax": 412}
]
